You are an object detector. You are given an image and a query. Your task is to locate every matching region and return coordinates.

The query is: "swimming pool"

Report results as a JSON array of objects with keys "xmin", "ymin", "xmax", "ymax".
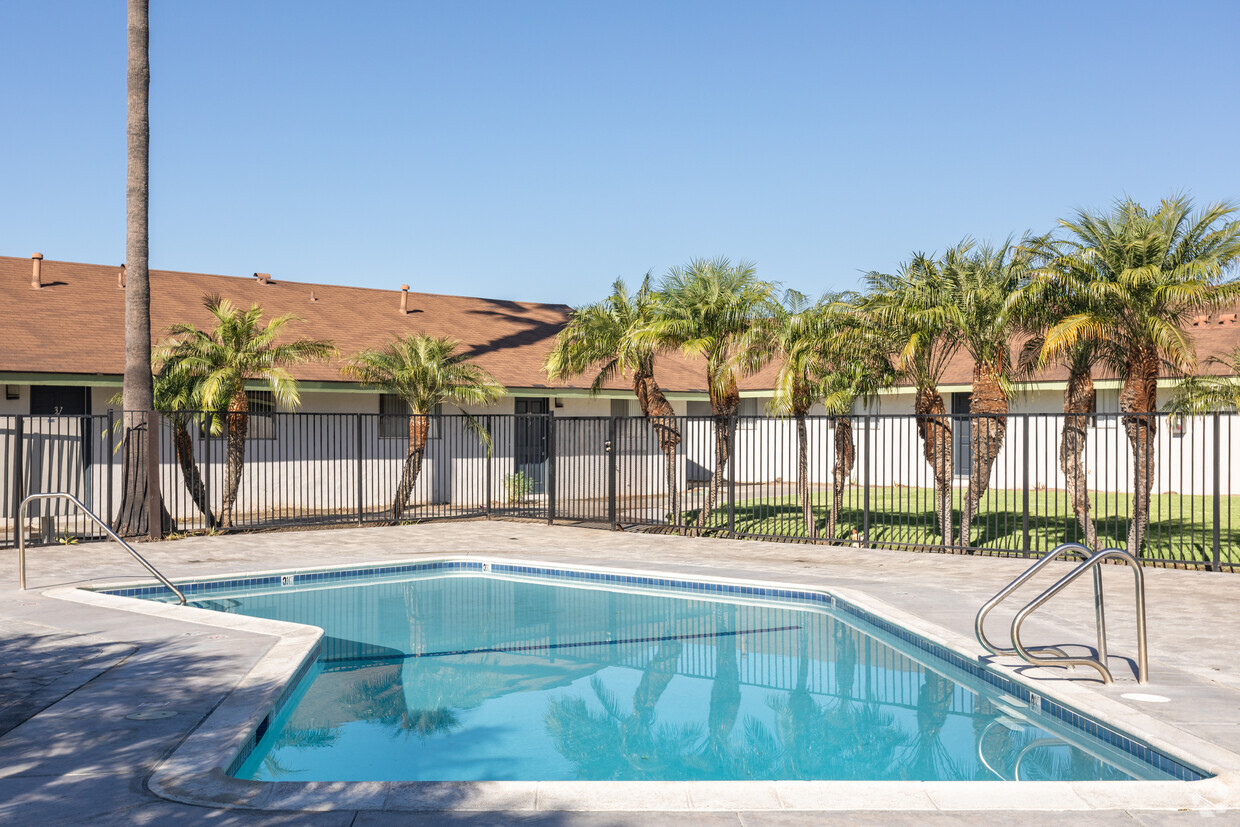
[{"xmin": 115, "ymin": 560, "xmax": 1202, "ymax": 784}]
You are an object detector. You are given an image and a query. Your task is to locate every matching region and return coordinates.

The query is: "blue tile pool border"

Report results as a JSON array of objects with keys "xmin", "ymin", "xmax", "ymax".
[{"xmin": 97, "ymin": 560, "xmax": 1206, "ymax": 783}]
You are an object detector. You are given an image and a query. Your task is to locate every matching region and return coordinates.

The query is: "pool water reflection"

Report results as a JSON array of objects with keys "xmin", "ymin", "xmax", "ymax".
[{"xmin": 215, "ymin": 573, "xmax": 1154, "ymax": 782}]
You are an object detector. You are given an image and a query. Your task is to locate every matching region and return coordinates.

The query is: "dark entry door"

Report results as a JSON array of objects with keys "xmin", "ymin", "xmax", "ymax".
[
  {"xmin": 514, "ymin": 398, "xmax": 550, "ymax": 495},
  {"xmin": 28, "ymin": 385, "xmax": 94, "ymax": 514}
]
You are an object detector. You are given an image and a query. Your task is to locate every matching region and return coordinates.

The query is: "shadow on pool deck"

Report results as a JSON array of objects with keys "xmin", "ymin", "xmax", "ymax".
[{"xmin": 3, "ymin": 521, "xmax": 1240, "ymax": 820}]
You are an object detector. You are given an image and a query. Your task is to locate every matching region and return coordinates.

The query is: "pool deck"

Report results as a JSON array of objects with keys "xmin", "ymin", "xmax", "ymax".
[{"xmin": 4, "ymin": 520, "xmax": 1240, "ymax": 824}]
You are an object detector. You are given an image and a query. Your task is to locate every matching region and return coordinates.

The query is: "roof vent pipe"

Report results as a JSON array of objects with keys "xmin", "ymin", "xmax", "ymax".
[
  {"xmin": 31, "ymin": 253, "xmax": 43, "ymax": 289},
  {"xmin": 254, "ymin": 272, "xmax": 271, "ymax": 285},
  {"xmin": 400, "ymin": 284, "xmax": 410, "ymax": 314},
  {"xmin": 118, "ymin": 263, "xmax": 126, "ymax": 289}
]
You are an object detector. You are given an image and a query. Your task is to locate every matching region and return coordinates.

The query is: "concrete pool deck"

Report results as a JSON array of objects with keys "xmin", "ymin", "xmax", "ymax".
[{"xmin": 4, "ymin": 520, "xmax": 1240, "ymax": 824}]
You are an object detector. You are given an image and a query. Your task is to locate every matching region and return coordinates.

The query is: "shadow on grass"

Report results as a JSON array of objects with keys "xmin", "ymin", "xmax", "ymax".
[{"xmin": 701, "ymin": 497, "xmax": 1240, "ymax": 566}]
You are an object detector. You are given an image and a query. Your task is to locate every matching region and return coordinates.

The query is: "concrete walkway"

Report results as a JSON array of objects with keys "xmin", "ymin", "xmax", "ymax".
[{"xmin": 3, "ymin": 520, "xmax": 1240, "ymax": 824}]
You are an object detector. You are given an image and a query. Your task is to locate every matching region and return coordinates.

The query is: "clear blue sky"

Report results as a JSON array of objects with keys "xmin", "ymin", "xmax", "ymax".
[{"xmin": 4, "ymin": 1, "xmax": 1239, "ymax": 306}]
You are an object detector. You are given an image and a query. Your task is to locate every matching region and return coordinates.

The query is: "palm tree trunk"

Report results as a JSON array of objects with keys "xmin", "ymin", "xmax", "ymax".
[
  {"xmin": 828, "ymin": 415, "xmax": 856, "ymax": 542},
  {"xmin": 696, "ymin": 377, "xmax": 740, "ymax": 530},
  {"xmin": 795, "ymin": 409, "xmax": 816, "ymax": 538},
  {"xmin": 634, "ymin": 371, "xmax": 682, "ymax": 528},
  {"xmin": 392, "ymin": 413, "xmax": 431, "ymax": 521},
  {"xmin": 956, "ymin": 363, "xmax": 1008, "ymax": 550},
  {"xmin": 914, "ymin": 388, "xmax": 954, "ymax": 548},
  {"xmin": 1060, "ymin": 366, "xmax": 1098, "ymax": 550},
  {"xmin": 219, "ymin": 389, "xmax": 249, "ymax": 528},
  {"xmin": 116, "ymin": 0, "xmax": 154, "ymax": 537},
  {"xmin": 172, "ymin": 416, "xmax": 215, "ymax": 528},
  {"xmin": 1121, "ymin": 350, "xmax": 1160, "ymax": 555}
]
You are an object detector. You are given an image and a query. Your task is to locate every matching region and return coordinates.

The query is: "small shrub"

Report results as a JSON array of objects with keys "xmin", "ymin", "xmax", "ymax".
[{"xmin": 504, "ymin": 471, "xmax": 535, "ymax": 502}]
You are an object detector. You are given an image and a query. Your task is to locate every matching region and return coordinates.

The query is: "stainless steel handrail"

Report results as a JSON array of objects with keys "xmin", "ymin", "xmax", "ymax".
[
  {"xmin": 16, "ymin": 492, "xmax": 186, "ymax": 605},
  {"xmin": 974, "ymin": 541, "xmax": 1094, "ymax": 661},
  {"xmin": 1011, "ymin": 547, "xmax": 1148, "ymax": 685}
]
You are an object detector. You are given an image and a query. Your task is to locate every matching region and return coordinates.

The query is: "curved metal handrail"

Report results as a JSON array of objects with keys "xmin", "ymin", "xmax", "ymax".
[
  {"xmin": 1014, "ymin": 737, "xmax": 1063, "ymax": 781},
  {"xmin": 1011, "ymin": 547, "xmax": 1148, "ymax": 685},
  {"xmin": 16, "ymin": 493, "xmax": 186, "ymax": 605},
  {"xmin": 976, "ymin": 719, "xmax": 1010, "ymax": 781},
  {"xmin": 975, "ymin": 542, "xmax": 1093, "ymax": 660}
]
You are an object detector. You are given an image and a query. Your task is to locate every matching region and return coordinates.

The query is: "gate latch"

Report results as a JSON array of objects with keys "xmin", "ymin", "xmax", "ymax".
[{"xmin": 603, "ymin": 440, "xmax": 613, "ymax": 453}]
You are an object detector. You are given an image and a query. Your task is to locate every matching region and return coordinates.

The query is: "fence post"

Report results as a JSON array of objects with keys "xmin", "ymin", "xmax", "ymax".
[
  {"xmin": 607, "ymin": 416, "xmax": 618, "ymax": 528},
  {"xmin": 106, "ymin": 410, "xmax": 115, "ymax": 529},
  {"xmin": 1213, "ymin": 412, "xmax": 1222, "ymax": 572},
  {"xmin": 547, "ymin": 415, "xmax": 557, "ymax": 525},
  {"xmin": 145, "ymin": 410, "xmax": 163, "ymax": 541},
  {"xmin": 355, "ymin": 413, "xmax": 364, "ymax": 525},
  {"xmin": 12, "ymin": 416, "xmax": 24, "ymax": 546},
  {"xmin": 727, "ymin": 416, "xmax": 736, "ymax": 538},
  {"xmin": 1022, "ymin": 414, "xmax": 1031, "ymax": 557},
  {"xmin": 485, "ymin": 415, "xmax": 494, "ymax": 519},
  {"xmin": 862, "ymin": 414, "xmax": 871, "ymax": 544}
]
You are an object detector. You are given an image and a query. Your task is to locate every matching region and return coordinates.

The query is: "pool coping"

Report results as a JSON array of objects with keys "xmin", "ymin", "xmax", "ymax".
[{"xmin": 45, "ymin": 554, "xmax": 1240, "ymax": 813}]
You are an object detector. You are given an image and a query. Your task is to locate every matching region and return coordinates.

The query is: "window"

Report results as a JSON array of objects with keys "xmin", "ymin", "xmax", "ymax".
[
  {"xmin": 197, "ymin": 390, "xmax": 278, "ymax": 439},
  {"xmin": 686, "ymin": 401, "xmax": 712, "ymax": 418},
  {"xmin": 610, "ymin": 398, "xmax": 631, "ymax": 418},
  {"xmin": 737, "ymin": 397, "xmax": 763, "ymax": 428},
  {"xmin": 380, "ymin": 395, "xmax": 440, "ymax": 439},
  {"xmin": 246, "ymin": 390, "xmax": 277, "ymax": 440},
  {"xmin": 1093, "ymin": 388, "xmax": 1119, "ymax": 428}
]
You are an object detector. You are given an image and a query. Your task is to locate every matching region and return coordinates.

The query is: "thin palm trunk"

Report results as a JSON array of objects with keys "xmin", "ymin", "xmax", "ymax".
[
  {"xmin": 914, "ymin": 388, "xmax": 954, "ymax": 547},
  {"xmin": 219, "ymin": 390, "xmax": 249, "ymax": 528},
  {"xmin": 116, "ymin": 0, "xmax": 154, "ymax": 536},
  {"xmin": 794, "ymin": 409, "xmax": 816, "ymax": 538},
  {"xmin": 697, "ymin": 378, "xmax": 740, "ymax": 530},
  {"xmin": 634, "ymin": 370, "xmax": 682, "ymax": 527},
  {"xmin": 392, "ymin": 413, "xmax": 431, "ymax": 521},
  {"xmin": 1060, "ymin": 366, "xmax": 1098, "ymax": 550},
  {"xmin": 828, "ymin": 415, "xmax": 855, "ymax": 542},
  {"xmin": 172, "ymin": 416, "xmax": 215, "ymax": 528},
  {"xmin": 1121, "ymin": 351, "xmax": 1160, "ymax": 554},
  {"xmin": 957, "ymin": 364, "xmax": 1008, "ymax": 549}
]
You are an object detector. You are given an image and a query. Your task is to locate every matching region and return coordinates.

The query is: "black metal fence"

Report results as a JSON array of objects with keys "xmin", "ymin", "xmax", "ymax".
[{"xmin": 2, "ymin": 410, "xmax": 1235, "ymax": 571}]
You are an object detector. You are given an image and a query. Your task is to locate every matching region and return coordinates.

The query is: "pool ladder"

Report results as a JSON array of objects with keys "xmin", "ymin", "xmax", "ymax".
[
  {"xmin": 16, "ymin": 492, "xmax": 186, "ymax": 605},
  {"xmin": 975, "ymin": 542, "xmax": 1148, "ymax": 684}
]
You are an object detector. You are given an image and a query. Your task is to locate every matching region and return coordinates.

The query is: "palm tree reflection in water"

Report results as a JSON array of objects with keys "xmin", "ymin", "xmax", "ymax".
[{"xmin": 242, "ymin": 577, "xmax": 1150, "ymax": 782}]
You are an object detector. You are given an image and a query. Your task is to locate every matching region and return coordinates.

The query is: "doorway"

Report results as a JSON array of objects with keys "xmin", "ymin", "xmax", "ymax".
[{"xmin": 514, "ymin": 398, "xmax": 550, "ymax": 494}]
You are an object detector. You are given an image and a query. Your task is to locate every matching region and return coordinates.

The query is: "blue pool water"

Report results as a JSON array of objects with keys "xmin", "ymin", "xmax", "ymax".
[{"xmin": 149, "ymin": 566, "xmax": 1184, "ymax": 783}]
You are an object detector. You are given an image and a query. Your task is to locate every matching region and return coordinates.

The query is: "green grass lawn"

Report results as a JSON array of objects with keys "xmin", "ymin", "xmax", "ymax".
[{"xmin": 685, "ymin": 487, "xmax": 1240, "ymax": 566}]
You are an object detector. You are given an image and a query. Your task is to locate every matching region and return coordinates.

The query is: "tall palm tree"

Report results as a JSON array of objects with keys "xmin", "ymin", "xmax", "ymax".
[
  {"xmin": 864, "ymin": 246, "xmax": 970, "ymax": 547},
  {"xmin": 1012, "ymin": 254, "xmax": 1103, "ymax": 550},
  {"xmin": 117, "ymin": 0, "xmax": 154, "ymax": 536},
  {"xmin": 815, "ymin": 302, "xmax": 897, "ymax": 544},
  {"xmin": 939, "ymin": 240, "xmax": 1034, "ymax": 548},
  {"xmin": 1036, "ymin": 196, "xmax": 1240, "ymax": 553},
  {"xmin": 343, "ymin": 334, "xmax": 504, "ymax": 520},
  {"xmin": 151, "ymin": 366, "xmax": 216, "ymax": 528},
  {"xmin": 633, "ymin": 257, "xmax": 777, "ymax": 529},
  {"xmin": 735, "ymin": 289, "xmax": 826, "ymax": 538},
  {"xmin": 544, "ymin": 275, "xmax": 683, "ymax": 523},
  {"xmin": 157, "ymin": 295, "xmax": 335, "ymax": 527},
  {"xmin": 741, "ymin": 291, "xmax": 893, "ymax": 540}
]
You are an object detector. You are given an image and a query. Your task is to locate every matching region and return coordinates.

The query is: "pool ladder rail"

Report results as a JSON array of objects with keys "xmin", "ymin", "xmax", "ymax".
[
  {"xmin": 975, "ymin": 541, "xmax": 1148, "ymax": 685},
  {"xmin": 16, "ymin": 492, "xmax": 186, "ymax": 605}
]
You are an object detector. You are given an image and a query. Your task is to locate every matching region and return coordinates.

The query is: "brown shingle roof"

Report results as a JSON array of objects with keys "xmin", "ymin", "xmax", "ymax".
[
  {"xmin": 0, "ymin": 255, "xmax": 777, "ymax": 393},
  {"xmin": 5, "ymin": 255, "xmax": 1237, "ymax": 392}
]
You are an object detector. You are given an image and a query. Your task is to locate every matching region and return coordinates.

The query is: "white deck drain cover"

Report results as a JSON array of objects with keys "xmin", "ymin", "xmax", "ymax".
[
  {"xmin": 1121, "ymin": 693, "xmax": 1170, "ymax": 703},
  {"xmin": 126, "ymin": 710, "xmax": 177, "ymax": 720}
]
